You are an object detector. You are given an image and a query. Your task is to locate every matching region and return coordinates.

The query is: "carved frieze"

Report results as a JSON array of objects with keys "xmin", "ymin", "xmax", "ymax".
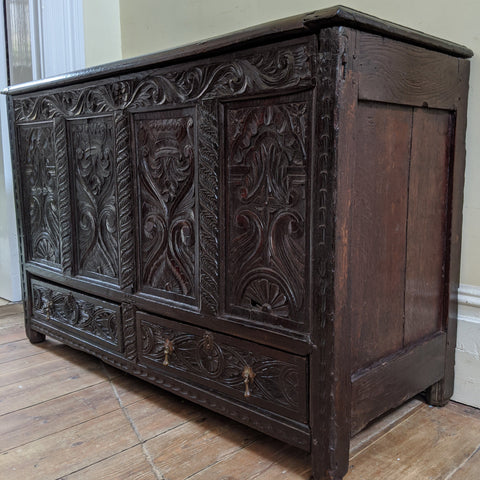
[{"xmin": 13, "ymin": 42, "xmax": 312, "ymax": 122}]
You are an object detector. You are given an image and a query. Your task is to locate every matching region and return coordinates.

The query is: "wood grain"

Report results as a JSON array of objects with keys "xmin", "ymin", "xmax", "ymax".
[
  {"xmin": 110, "ymin": 373, "xmax": 161, "ymax": 406},
  {"xmin": 62, "ymin": 445, "xmax": 156, "ymax": 480},
  {"xmin": 188, "ymin": 436, "xmax": 311, "ymax": 479},
  {"xmin": 358, "ymin": 32, "xmax": 462, "ymax": 109},
  {"xmin": 0, "ymin": 338, "xmax": 59, "ymax": 364},
  {"xmin": 0, "ymin": 410, "xmax": 139, "ymax": 479},
  {"xmin": 0, "ymin": 360, "xmax": 109, "ymax": 415},
  {"xmin": 427, "ymin": 58, "xmax": 471, "ymax": 406},
  {"xmin": 0, "ymin": 324, "xmax": 26, "ymax": 344},
  {"xmin": 351, "ymin": 333, "xmax": 445, "ymax": 434},
  {"xmin": 345, "ymin": 405, "xmax": 480, "ymax": 480},
  {"xmin": 124, "ymin": 391, "xmax": 203, "ymax": 441},
  {"xmin": 449, "ymin": 447, "xmax": 480, "ymax": 480},
  {"xmin": 145, "ymin": 412, "xmax": 261, "ymax": 480},
  {"xmin": 404, "ymin": 108, "xmax": 451, "ymax": 345},
  {"xmin": 0, "ymin": 382, "xmax": 118, "ymax": 451},
  {"xmin": 0, "ymin": 345, "xmax": 101, "ymax": 387},
  {"xmin": 350, "ymin": 101, "xmax": 411, "ymax": 371},
  {"xmin": 0, "ymin": 303, "xmax": 23, "ymax": 319},
  {"xmin": 349, "ymin": 399, "xmax": 424, "ymax": 458}
]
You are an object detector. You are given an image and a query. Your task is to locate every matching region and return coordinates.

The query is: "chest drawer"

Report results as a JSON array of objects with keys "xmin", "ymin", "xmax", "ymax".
[
  {"xmin": 30, "ymin": 278, "xmax": 123, "ymax": 353},
  {"xmin": 137, "ymin": 311, "xmax": 308, "ymax": 423}
]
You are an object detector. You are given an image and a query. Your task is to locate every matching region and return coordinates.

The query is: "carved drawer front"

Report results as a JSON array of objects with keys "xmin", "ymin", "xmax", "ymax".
[
  {"xmin": 137, "ymin": 312, "xmax": 308, "ymax": 423},
  {"xmin": 223, "ymin": 92, "xmax": 311, "ymax": 332},
  {"xmin": 31, "ymin": 279, "xmax": 122, "ymax": 352}
]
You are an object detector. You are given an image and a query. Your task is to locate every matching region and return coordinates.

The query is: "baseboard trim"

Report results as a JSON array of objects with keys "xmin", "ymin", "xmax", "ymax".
[{"xmin": 452, "ymin": 284, "xmax": 480, "ymax": 408}]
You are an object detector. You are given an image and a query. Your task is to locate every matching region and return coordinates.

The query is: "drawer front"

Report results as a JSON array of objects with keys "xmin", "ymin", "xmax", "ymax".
[
  {"xmin": 137, "ymin": 312, "xmax": 308, "ymax": 423},
  {"xmin": 31, "ymin": 279, "xmax": 122, "ymax": 352}
]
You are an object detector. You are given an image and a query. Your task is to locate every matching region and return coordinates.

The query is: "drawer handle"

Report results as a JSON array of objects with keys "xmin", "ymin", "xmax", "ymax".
[
  {"xmin": 242, "ymin": 366, "xmax": 256, "ymax": 398},
  {"xmin": 163, "ymin": 339, "xmax": 174, "ymax": 366},
  {"xmin": 43, "ymin": 301, "xmax": 54, "ymax": 321}
]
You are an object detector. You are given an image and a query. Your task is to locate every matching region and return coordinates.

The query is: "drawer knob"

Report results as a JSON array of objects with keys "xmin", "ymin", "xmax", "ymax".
[
  {"xmin": 44, "ymin": 300, "xmax": 54, "ymax": 321},
  {"xmin": 163, "ymin": 339, "xmax": 174, "ymax": 366},
  {"xmin": 242, "ymin": 365, "xmax": 256, "ymax": 398}
]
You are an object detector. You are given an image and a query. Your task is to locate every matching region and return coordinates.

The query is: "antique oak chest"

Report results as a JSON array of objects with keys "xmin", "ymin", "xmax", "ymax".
[{"xmin": 4, "ymin": 6, "xmax": 472, "ymax": 479}]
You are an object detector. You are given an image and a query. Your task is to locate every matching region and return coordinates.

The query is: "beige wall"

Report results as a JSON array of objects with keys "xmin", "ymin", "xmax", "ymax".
[
  {"xmin": 83, "ymin": 0, "xmax": 122, "ymax": 67},
  {"xmin": 84, "ymin": 0, "xmax": 480, "ymax": 287}
]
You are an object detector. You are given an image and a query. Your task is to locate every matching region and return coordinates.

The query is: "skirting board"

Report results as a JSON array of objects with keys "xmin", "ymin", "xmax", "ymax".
[{"xmin": 452, "ymin": 284, "xmax": 480, "ymax": 409}]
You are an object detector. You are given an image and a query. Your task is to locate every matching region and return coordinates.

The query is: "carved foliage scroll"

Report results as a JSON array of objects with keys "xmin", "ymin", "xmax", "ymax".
[
  {"xmin": 225, "ymin": 97, "xmax": 309, "ymax": 329},
  {"xmin": 198, "ymin": 101, "xmax": 219, "ymax": 314},
  {"xmin": 14, "ymin": 42, "xmax": 312, "ymax": 122},
  {"xmin": 18, "ymin": 123, "xmax": 61, "ymax": 267},
  {"xmin": 69, "ymin": 116, "xmax": 119, "ymax": 281},
  {"xmin": 54, "ymin": 117, "xmax": 73, "ymax": 274},
  {"xmin": 32, "ymin": 282, "xmax": 121, "ymax": 349},
  {"xmin": 134, "ymin": 110, "xmax": 197, "ymax": 301},
  {"xmin": 139, "ymin": 319, "xmax": 305, "ymax": 419}
]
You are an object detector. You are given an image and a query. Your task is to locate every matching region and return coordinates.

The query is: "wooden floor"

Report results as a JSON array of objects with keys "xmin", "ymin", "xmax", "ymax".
[{"xmin": 1, "ymin": 303, "xmax": 479, "ymax": 480}]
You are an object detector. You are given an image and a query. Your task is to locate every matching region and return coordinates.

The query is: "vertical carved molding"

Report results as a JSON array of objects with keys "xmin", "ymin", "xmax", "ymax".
[
  {"xmin": 54, "ymin": 117, "xmax": 72, "ymax": 275},
  {"xmin": 122, "ymin": 301, "xmax": 136, "ymax": 362},
  {"xmin": 318, "ymin": 30, "xmax": 338, "ymax": 345},
  {"xmin": 309, "ymin": 28, "xmax": 343, "ymax": 477},
  {"xmin": 115, "ymin": 110, "xmax": 135, "ymax": 291},
  {"xmin": 198, "ymin": 101, "xmax": 219, "ymax": 314}
]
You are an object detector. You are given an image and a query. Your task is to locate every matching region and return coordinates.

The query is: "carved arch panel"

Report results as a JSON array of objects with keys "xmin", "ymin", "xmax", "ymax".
[
  {"xmin": 223, "ymin": 93, "xmax": 311, "ymax": 331},
  {"xmin": 133, "ymin": 108, "xmax": 198, "ymax": 306},
  {"xmin": 68, "ymin": 116, "xmax": 120, "ymax": 283},
  {"xmin": 18, "ymin": 122, "xmax": 61, "ymax": 268}
]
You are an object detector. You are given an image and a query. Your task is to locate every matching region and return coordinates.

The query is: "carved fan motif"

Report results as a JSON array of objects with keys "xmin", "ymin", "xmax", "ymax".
[
  {"xmin": 226, "ymin": 100, "xmax": 308, "ymax": 327},
  {"xmin": 19, "ymin": 125, "xmax": 61, "ymax": 266},
  {"xmin": 136, "ymin": 113, "xmax": 196, "ymax": 298},
  {"xmin": 70, "ymin": 117, "xmax": 118, "ymax": 280}
]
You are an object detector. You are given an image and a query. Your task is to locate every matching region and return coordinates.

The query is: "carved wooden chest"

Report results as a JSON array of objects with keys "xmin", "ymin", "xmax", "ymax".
[{"xmin": 5, "ymin": 6, "xmax": 472, "ymax": 479}]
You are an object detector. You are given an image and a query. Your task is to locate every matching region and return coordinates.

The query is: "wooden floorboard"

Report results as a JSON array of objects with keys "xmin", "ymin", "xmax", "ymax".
[{"xmin": 1, "ymin": 304, "xmax": 479, "ymax": 479}]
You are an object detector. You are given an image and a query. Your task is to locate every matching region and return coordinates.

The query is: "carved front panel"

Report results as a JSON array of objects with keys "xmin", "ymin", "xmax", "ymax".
[
  {"xmin": 224, "ymin": 95, "xmax": 310, "ymax": 330},
  {"xmin": 69, "ymin": 116, "xmax": 119, "ymax": 282},
  {"xmin": 138, "ymin": 313, "xmax": 308, "ymax": 423},
  {"xmin": 18, "ymin": 123, "xmax": 61, "ymax": 267},
  {"xmin": 31, "ymin": 279, "xmax": 122, "ymax": 351},
  {"xmin": 134, "ymin": 109, "xmax": 197, "ymax": 304}
]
